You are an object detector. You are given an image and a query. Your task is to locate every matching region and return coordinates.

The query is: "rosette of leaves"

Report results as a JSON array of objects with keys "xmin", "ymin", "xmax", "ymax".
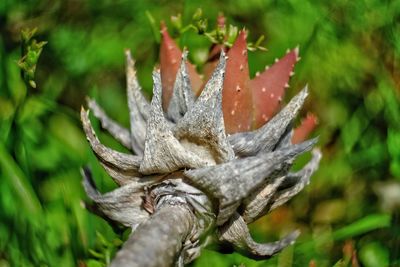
[{"xmin": 81, "ymin": 20, "xmax": 321, "ymax": 267}]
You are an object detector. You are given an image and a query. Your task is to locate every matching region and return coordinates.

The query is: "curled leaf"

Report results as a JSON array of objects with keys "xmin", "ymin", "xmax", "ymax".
[{"xmin": 218, "ymin": 213, "xmax": 300, "ymax": 259}]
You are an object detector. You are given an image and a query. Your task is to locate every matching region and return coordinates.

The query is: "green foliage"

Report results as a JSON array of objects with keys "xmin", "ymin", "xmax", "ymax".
[
  {"xmin": 0, "ymin": 0, "xmax": 399, "ymax": 266},
  {"xmin": 332, "ymin": 214, "xmax": 391, "ymax": 241},
  {"xmin": 87, "ymin": 232, "xmax": 123, "ymax": 267},
  {"xmin": 17, "ymin": 28, "xmax": 47, "ymax": 89},
  {"xmin": 161, "ymin": 8, "xmax": 267, "ymax": 51}
]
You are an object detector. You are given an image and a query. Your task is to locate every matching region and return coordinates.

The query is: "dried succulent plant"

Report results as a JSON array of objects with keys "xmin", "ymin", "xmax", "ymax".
[{"xmin": 81, "ymin": 21, "xmax": 321, "ymax": 267}]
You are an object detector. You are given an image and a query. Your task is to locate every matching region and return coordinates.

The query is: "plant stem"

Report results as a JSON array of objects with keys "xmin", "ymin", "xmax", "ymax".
[{"xmin": 110, "ymin": 203, "xmax": 195, "ymax": 267}]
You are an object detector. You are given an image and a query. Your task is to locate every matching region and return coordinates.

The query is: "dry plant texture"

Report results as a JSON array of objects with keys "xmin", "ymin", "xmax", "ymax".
[{"xmin": 81, "ymin": 25, "xmax": 320, "ymax": 267}]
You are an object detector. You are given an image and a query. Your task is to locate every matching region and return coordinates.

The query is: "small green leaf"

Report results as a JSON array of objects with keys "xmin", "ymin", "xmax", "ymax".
[
  {"xmin": 89, "ymin": 249, "xmax": 105, "ymax": 259},
  {"xmin": 21, "ymin": 28, "xmax": 37, "ymax": 43},
  {"xmin": 192, "ymin": 8, "xmax": 203, "ymax": 21},
  {"xmin": 170, "ymin": 14, "xmax": 182, "ymax": 31},
  {"xmin": 332, "ymin": 259, "xmax": 345, "ymax": 267},
  {"xmin": 18, "ymin": 28, "xmax": 47, "ymax": 89},
  {"xmin": 226, "ymin": 25, "xmax": 239, "ymax": 44},
  {"xmin": 333, "ymin": 214, "xmax": 391, "ymax": 240},
  {"xmin": 86, "ymin": 259, "xmax": 104, "ymax": 267}
]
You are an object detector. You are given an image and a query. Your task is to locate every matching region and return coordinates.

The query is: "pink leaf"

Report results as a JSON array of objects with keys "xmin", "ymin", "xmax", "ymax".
[
  {"xmin": 159, "ymin": 22, "xmax": 202, "ymax": 110},
  {"xmin": 292, "ymin": 113, "xmax": 318, "ymax": 144},
  {"xmin": 222, "ymin": 30, "xmax": 253, "ymax": 134},
  {"xmin": 250, "ymin": 48, "xmax": 299, "ymax": 129}
]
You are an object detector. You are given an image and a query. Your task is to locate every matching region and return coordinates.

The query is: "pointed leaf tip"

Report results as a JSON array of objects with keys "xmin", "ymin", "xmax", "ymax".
[
  {"xmin": 167, "ymin": 49, "xmax": 195, "ymax": 122},
  {"xmin": 292, "ymin": 112, "xmax": 318, "ymax": 144},
  {"xmin": 218, "ymin": 213, "xmax": 300, "ymax": 259},
  {"xmin": 229, "ymin": 86, "xmax": 309, "ymax": 156},
  {"xmin": 140, "ymin": 71, "xmax": 211, "ymax": 174},
  {"xmin": 80, "ymin": 107, "xmax": 141, "ymax": 185},
  {"xmin": 160, "ymin": 24, "xmax": 181, "ymax": 109},
  {"xmin": 160, "ymin": 24, "xmax": 202, "ymax": 109},
  {"xmin": 125, "ymin": 50, "xmax": 150, "ymax": 155},
  {"xmin": 222, "ymin": 30, "xmax": 253, "ymax": 134},
  {"xmin": 81, "ymin": 167, "xmax": 99, "ymax": 199},
  {"xmin": 184, "ymin": 139, "xmax": 315, "ymax": 225},
  {"xmin": 250, "ymin": 47, "xmax": 300, "ymax": 129},
  {"xmin": 175, "ymin": 51, "xmax": 234, "ymax": 164},
  {"xmin": 270, "ymin": 148, "xmax": 321, "ymax": 211},
  {"xmin": 87, "ymin": 98, "xmax": 132, "ymax": 150}
]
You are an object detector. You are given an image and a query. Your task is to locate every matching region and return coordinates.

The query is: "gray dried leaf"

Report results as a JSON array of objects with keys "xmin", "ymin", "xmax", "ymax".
[
  {"xmin": 270, "ymin": 148, "xmax": 322, "ymax": 211},
  {"xmin": 81, "ymin": 43, "xmax": 322, "ymax": 266},
  {"xmin": 125, "ymin": 50, "xmax": 151, "ymax": 155},
  {"xmin": 184, "ymin": 138, "xmax": 318, "ymax": 225},
  {"xmin": 242, "ymin": 147, "xmax": 321, "ymax": 223},
  {"xmin": 218, "ymin": 213, "xmax": 299, "ymax": 259},
  {"xmin": 125, "ymin": 50, "xmax": 151, "ymax": 119},
  {"xmin": 81, "ymin": 107, "xmax": 141, "ymax": 185},
  {"xmin": 139, "ymin": 71, "xmax": 212, "ymax": 174},
  {"xmin": 167, "ymin": 51, "xmax": 195, "ymax": 123},
  {"xmin": 100, "ymin": 164, "xmax": 142, "ymax": 185},
  {"xmin": 87, "ymin": 98, "xmax": 132, "ymax": 150},
  {"xmin": 240, "ymin": 124, "xmax": 295, "ymax": 224},
  {"xmin": 174, "ymin": 51, "xmax": 234, "ymax": 164},
  {"xmin": 82, "ymin": 168, "xmax": 150, "ymax": 229},
  {"xmin": 275, "ymin": 123, "xmax": 294, "ymax": 149},
  {"xmin": 241, "ymin": 176, "xmax": 285, "ymax": 224}
]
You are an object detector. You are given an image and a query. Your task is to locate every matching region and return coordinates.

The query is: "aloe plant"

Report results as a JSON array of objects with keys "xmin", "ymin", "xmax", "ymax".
[{"xmin": 81, "ymin": 20, "xmax": 320, "ymax": 267}]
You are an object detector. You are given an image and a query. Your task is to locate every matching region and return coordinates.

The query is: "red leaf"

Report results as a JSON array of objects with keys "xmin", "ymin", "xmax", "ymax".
[
  {"xmin": 188, "ymin": 62, "xmax": 203, "ymax": 97},
  {"xmin": 222, "ymin": 30, "xmax": 253, "ymax": 134},
  {"xmin": 159, "ymin": 22, "xmax": 202, "ymax": 110},
  {"xmin": 250, "ymin": 48, "xmax": 299, "ymax": 129},
  {"xmin": 202, "ymin": 44, "xmax": 226, "ymax": 88},
  {"xmin": 292, "ymin": 113, "xmax": 318, "ymax": 144}
]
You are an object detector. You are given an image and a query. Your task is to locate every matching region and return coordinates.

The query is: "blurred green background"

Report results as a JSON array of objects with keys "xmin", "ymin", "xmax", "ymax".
[{"xmin": 1, "ymin": 0, "xmax": 399, "ymax": 266}]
